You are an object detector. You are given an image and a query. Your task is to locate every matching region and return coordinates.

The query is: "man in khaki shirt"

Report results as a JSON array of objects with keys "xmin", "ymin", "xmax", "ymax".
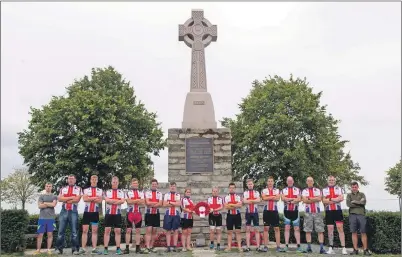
[{"xmin": 346, "ymin": 182, "xmax": 370, "ymax": 256}]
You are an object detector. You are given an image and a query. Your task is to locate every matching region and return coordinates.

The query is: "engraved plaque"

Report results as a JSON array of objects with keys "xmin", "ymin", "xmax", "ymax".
[
  {"xmin": 185, "ymin": 138, "xmax": 213, "ymax": 173},
  {"xmin": 193, "ymin": 101, "xmax": 205, "ymax": 105}
]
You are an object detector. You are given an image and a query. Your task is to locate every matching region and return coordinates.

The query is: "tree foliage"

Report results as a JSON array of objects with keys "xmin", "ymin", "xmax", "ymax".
[
  {"xmin": 0, "ymin": 168, "xmax": 38, "ymax": 210},
  {"xmin": 222, "ymin": 75, "xmax": 366, "ymax": 190},
  {"xmin": 384, "ymin": 159, "xmax": 401, "ymax": 197},
  {"xmin": 18, "ymin": 66, "xmax": 166, "ymax": 191}
]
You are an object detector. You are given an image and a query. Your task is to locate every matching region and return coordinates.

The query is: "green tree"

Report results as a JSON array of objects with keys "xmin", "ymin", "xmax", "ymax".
[
  {"xmin": 222, "ymin": 75, "xmax": 366, "ymax": 190},
  {"xmin": 18, "ymin": 66, "xmax": 166, "ymax": 192},
  {"xmin": 0, "ymin": 168, "xmax": 38, "ymax": 210},
  {"xmin": 384, "ymin": 159, "xmax": 401, "ymax": 198}
]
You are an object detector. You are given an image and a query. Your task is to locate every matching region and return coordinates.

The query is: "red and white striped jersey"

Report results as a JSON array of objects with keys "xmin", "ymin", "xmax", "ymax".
[
  {"xmin": 282, "ymin": 187, "xmax": 301, "ymax": 211},
  {"xmin": 207, "ymin": 196, "xmax": 224, "ymax": 215},
  {"xmin": 145, "ymin": 190, "xmax": 163, "ymax": 214},
  {"xmin": 126, "ymin": 189, "xmax": 144, "ymax": 213},
  {"xmin": 224, "ymin": 193, "xmax": 242, "ymax": 215},
  {"xmin": 59, "ymin": 185, "xmax": 82, "ymax": 212},
  {"xmin": 322, "ymin": 186, "xmax": 343, "ymax": 211},
  {"xmin": 302, "ymin": 187, "xmax": 322, "ymax": 213},
  {"xmin": 104, "ymin": 189, "xmax": 125, "ymax": 215},
  {"xmin": 181, "ymin": 197, "xmax": 195, "ymax": 219},
  {"xmin": 163, "ymin": 192, "xmax": 181, "ymax": 216},
  {"xmin": 243, "ymin": 190, "xmax": 260, "ymax": 213},
  {"xmin": 261, "ymin": 187, "xmax": 280, "ymax": 211},
  {"xmin": 83, "ymin": 187, "xmax": 103, "ymax": 213}
]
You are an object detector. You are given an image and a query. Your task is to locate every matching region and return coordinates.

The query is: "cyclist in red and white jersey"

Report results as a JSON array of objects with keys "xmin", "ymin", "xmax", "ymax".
[
  {"xmin": 163, "ymin": 182, "xmax": 181, "ymax": 252},
  {"xmin": 78, "ymin": 175, "xmax": 103, "ymax": 255},
  {"xmin": 125, "ymin": 178, "xmax": 145, "ymax": 254},
  {"xmin": 261, "ymin": 176, "xmax": 281, "ymax": 252},
  {"xmin": 322, "ymin": 175, "xmax": 347, "ymax": 255},
  {"xmin": 103, "ymin": 176, "xmax": 126, "ymax": 255},
  {"xmin": 207, "ymin": 188, "xmax": 224, "ymax": 250},
  {"xmin": 143, "ymin": 179, "xmax": 163, "ymax": 253},
  {"xmin": 243, "ymin": 179, "xmax": 262, "ymax": 252}
]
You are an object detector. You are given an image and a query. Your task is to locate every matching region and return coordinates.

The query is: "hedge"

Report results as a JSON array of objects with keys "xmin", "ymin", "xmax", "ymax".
[
  {"xmin": 9, "ymin": 211, "xmax": 402, "ymax": 254},
  {"xmin": 1, "ymin": 209, "xmax": 29, "ymax": 253}
]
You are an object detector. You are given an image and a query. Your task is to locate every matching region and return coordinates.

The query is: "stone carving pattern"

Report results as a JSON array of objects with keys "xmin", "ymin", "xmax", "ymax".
[{"xmin": 178, "ymin": 10, "xmax": 217, "ymax": 91}]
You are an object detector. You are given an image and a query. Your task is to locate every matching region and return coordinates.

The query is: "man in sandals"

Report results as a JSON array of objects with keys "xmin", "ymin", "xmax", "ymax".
[{"xmin": 33, "ymin": 183, "xmax": 57, "ymax": 255}]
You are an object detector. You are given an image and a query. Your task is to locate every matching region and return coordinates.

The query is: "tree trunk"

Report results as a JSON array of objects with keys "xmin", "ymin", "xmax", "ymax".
[{"xmin": 22, "ymin": 200, "xmax": 26, "ymax": 210}]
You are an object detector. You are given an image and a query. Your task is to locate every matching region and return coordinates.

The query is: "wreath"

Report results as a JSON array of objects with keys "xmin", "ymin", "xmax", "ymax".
[{"xmin": 194, "ymin": 201, "xmax": 210, "ymax": 217}]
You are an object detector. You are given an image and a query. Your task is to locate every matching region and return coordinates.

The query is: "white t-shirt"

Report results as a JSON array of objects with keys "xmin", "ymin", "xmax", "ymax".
[
  {"xmin": 145, "ymin": 190, "xmax": 163, "ymax": 214},
  {"xmin": 83, "ymin": 187, "xmax": 103, "ymax": 213},
  {"xmin": 243, "ymin": 190, "xmax": 260, "ymax": 213},
  {"xmin": 104, "ymin": 189, "xmax": 125, "ymax": 215},
  {"xmin": 126, "ymin": 189, "xmax": 145, "ymax": 213},
  {"xmin": 163, "ymin": 192, "xmax": 181, "ymax": 216}
]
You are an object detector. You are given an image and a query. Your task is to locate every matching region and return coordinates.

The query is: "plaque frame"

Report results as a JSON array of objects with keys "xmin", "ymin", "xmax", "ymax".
[{"xmin": 184, "ymin": 137, "xmax": 214, "ymax": 173}]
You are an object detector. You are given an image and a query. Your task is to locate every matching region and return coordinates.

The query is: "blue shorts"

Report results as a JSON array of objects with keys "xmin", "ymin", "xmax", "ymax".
[
  {"xmin": 37, "ymin": 219, "xmax": 56, "ymax": 234},
  {"xmin": 163, "ymin": 215, "xmax": 180, "ymax": 231}
]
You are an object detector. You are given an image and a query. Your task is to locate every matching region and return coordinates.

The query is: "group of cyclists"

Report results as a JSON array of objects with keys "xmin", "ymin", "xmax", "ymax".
[{"xmin": 34, "ymin": 174, "xmax": 370, "ymax": 256}]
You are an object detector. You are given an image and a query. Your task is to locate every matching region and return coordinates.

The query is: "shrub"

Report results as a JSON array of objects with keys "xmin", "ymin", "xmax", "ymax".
[
  {"xmin": 1, "ymin": 209, "xmax": 29, "ymax": 253},
  {"xmin": 269, "ymin": 211, "xmax": 401, "ymax": 254}
]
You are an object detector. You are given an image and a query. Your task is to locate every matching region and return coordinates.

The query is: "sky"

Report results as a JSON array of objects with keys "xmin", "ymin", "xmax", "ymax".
[{"xmin": 1, "ymin": 2, "xmax": 401, "ymax": 214}]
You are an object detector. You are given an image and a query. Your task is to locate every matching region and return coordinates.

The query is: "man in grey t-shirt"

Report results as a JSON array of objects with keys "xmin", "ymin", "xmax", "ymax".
[{"xmin": 33, "ymin": 183, "xmax": 58, "ymax": 255}]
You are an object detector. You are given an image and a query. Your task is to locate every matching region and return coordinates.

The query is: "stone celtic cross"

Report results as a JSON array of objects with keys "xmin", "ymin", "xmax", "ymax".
[{"xmin": 179, "ymin": 9, "xmax": 217, "ymax": 92}]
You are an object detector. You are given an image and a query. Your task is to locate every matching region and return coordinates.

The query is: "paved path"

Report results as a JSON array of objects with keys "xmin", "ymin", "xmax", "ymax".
[{"xmin": 25, "ymin": 244, "xmax": 354, "ymax": 256}]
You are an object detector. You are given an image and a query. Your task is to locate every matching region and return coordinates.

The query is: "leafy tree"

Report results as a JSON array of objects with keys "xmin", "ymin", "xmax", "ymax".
[
  {"xmin": 18, "ymin": 66, "xmax": 166, "ymax": 192},
  {"xmin": 222, "ymin": 75, "xmax": 366, "ymax": 190},
  {"xmin": 0, "ymin": 168, "xmax": 38, "ymax": 210},
  {"xmin": 384, "ymin": 159, "xmax": 401, "ymax": 197}
]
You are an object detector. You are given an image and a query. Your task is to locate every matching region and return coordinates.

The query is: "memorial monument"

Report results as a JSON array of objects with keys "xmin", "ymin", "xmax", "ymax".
[{"xmin": 166, "ymin": 9, "xmax": 242, "ymax": 239}]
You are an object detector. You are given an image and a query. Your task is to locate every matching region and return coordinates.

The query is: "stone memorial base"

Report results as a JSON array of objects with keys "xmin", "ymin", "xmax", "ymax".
[{"xmin": 164, "ymin": 128, "xmax": 242, "ymax": 241}]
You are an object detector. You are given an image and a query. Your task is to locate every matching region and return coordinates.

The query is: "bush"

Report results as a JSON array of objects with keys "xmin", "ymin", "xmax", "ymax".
[
  {"xmin": 23, "ymin": 211, "xmax": 401, "ymax": 254},
  {"xmin": 1, "ymin": 209, "xmax": 29, "ymax": 253},
  {"xmin": 270, "ymin": 211, "xmax": 401, "ymax": 254}
]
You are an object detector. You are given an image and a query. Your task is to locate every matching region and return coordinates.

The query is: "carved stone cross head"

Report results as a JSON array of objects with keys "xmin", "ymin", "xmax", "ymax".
[{"xmin": 178, "ymin": 9, "xmax": 217, "ymax": 51}]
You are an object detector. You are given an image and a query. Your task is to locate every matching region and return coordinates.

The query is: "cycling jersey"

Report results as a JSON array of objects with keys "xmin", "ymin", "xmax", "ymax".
[
  {"xmin": 145, "ymin": 190, "xmax": 163, "ymax": 214},
  {"xmin": 207, "ymin": 196, "xmax": 224, "ymax": 215},
  {"xmin": 163, "ymin": 192, "xmax": 181, "ymax": 216},
  {"xmin": 302, "ymin": 187, "xmax": 322, "ymax": 213},
  {"xmin": 126, "ymin": 189, "xmax": 144, "ymax": 213},
  {"xmin": 59, "ymin": 185, "xmax": 82, "ymax": 212},
  {"xmin": 224, "ymin": 193, "xmax": 241, "ymax": 215},
  {"xmin": 282, "ymin": 187, "xmax": 301, "ymax": 211},
  {"xmin": 261, "ymin": 187, "xmax": 280, "ymax": 211},
  {"xmin": 104, "ymin": 189, "xmax": 125, "ymax": 215},
  {"xmin": 322, "ymin": 186, "xmax": 343, "ymax": 211},
  {"xmin": 243, "ymin": 190, "xmax": 260, "ymax": 213},
  {"xmin": 181, "ymin": 197, "xmax": 195, "ymax": 219},
  {"xmin": 83, "ymin": 187, "xmax": 103, "ymax": 212}
]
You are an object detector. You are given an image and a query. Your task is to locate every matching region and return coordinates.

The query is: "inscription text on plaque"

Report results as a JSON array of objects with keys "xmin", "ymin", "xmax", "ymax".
[{"xmin": 185, "ymin": 138, "xmax": 214, "ymax": 173}]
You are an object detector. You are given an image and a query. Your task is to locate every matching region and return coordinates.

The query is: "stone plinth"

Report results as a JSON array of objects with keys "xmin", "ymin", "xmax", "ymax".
[{"xmin": 167, "ymin": 128, "xmax": 242, "ymax": 197}]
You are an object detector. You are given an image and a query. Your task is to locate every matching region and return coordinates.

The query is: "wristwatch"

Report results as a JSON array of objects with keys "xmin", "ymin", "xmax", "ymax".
[{"xmin": 329, "ymin": 197, "xmax": 332, "ymax": 201}]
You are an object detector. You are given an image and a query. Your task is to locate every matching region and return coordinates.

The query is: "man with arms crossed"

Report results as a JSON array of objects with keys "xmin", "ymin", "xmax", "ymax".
[
  {"xmin": 143, "ymin": 179, "xmax": 163, "ymax": 254},
  {"xmin": 125, "ymin": 178, "xmax": 145, "ymax": 254},
  {"xmin": 55, "ymin": 175, "xmax": 82, "ymax": 255},
  {"xmin": 322, "ymin": 176, "xmax": 347, "ymax": 255},
  {"xmin": 33, "ymin": 183, "xmax": 57, "ymax": 255},
  {"xmin": 243, "ymin": 179, "xmax": 262, "ymax": 252},
  {"xmin": 224, "ymin": 182, "xmax": 243, "ymax": 252},
  {"xmin": 280, "ymin": 176, "xmax": 302, "ymax": 252},
  {"xmin": 163, "ymin": 182, "xmax": 181, "ymax": 252},
  {"xmin": 207, "ymin": 188, "xmax": 224, "ymax": 250},
  {"xmin": 261, "ymin": 176, "xmax": 281, "ymax": 252},
  {"xmin": 301, "ymin": 177, "xmax": 326, "ymax": 254},
  {"xmin": 78, "ymin": 175, "xmax": 103, "ymax": 255},
  {"xmin": 347, "ymin": 182, "xmax": 370, "ymax": 256},
  {"xmin": 103, "ymin": 176, "xmax": 126, "ymax": 255}
]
